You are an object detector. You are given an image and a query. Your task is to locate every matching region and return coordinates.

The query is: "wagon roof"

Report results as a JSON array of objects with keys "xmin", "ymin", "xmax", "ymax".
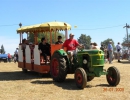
[{"xmin": 17, "ymin": 21, "xmax": 71, "ymax": 33}]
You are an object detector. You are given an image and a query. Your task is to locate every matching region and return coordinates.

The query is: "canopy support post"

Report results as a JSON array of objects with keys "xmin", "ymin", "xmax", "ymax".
[
  {"xmin": 50, "ymin": 31, "xmax": 52, "ymax": 44},
  {"xmin": 34, "ymin": 32, "xmax": 38, "ymax": 44},
  {"xmin": 65, "ymin": 29, "xmax": 68, "ymax": 39},
  {"xmin": 20, "ymin": 33, "xmax": 22, "ymax": 44},
  {"xmin": 55, "ymin": 31, "xmax": 57, "ymax": 43},
  {"xmin": 27, "ymin": 32, "xmax": 29, "ymax": 40},
  {"xmin": 21, "ymin": 33, "xmax": 23, "ymax": 41}
]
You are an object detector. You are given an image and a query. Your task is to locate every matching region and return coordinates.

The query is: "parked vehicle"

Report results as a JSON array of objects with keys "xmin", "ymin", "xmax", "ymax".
[{"xmin": 0, "ymin": 54, "xmax": 8, "ymax": 62}]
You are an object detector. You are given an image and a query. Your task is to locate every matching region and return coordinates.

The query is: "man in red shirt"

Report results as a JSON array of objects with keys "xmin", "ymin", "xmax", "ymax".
[
  {"xmin": 62, "ymin": 33, "xmax": 83, "ymax": 51},
  {"xmin": 62, "ymin": 33, "xmax": 83, "ymax": 64}
]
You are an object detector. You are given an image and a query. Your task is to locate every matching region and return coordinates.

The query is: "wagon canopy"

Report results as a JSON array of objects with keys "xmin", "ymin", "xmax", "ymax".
[{"xmin": 17, "ymin": 21, "xmax": 71, "ymax": 33}]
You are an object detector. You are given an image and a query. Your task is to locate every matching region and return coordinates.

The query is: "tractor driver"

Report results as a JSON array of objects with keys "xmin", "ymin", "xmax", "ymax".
[{"xmin": 62, "ymin": 33, "xmax": 84, "ymax": 63}]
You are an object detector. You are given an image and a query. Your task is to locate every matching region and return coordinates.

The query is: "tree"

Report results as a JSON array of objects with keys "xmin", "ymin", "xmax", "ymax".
[
  {"xmin": 101, "ymin": 38, "xmax": 116, "ymax": 50},
  {"xmin": 1, "ymin": 45, "xmax": 5, "ymax": 54},
  {"xmin": 121, "ymin": 34, "xmax": 130, "ymax": 51},
  {"xmin": 28, "ymin": 32, "xmax": 65, "ymax": 44},
  {"xmin": 78, "ymin": 34, "xmax": 91, "ymax": 49}
]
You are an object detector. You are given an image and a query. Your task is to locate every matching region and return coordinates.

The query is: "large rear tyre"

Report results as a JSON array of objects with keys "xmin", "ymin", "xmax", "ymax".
[
  {"xmin": 50, "ymin": 52, "xmax": 67, "ymax": 82},
  {"xmin": 74, "ymin": 68, "xmax": 87, "ymax": 89},
  {"xmin": 106, "ymin": 66, "xmax": 120, "ymax": 86}
]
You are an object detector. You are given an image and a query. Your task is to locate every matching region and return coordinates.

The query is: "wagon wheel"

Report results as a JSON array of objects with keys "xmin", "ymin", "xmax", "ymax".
[
  {"xmin": 50, "ymin": 52, "xmax": 67, "ymax": 82},
  {"xmin": 74, "ymin": 68, "xmax": 87, "ymax": 89},
  {"xmin": 106, "ymin": 66, "xmax": 120, "ymax": 86}
]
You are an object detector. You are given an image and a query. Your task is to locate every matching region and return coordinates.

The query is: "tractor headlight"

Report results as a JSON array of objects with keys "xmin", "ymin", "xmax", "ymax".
[{"xmin": 83, "ymin": 59, "xmax": 87, "ymax": 64}]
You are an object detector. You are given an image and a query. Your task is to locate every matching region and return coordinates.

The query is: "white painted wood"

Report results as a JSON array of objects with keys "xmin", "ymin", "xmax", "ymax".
[
  {"xmin": 18, "ymin": 45, "xmax": 23, "ymax": 62},
  {"xmin": 25, "ymin": 45, "xmax": 31, "ymax": 63},
  {"xmin": 34, "ymin": 45, "xmax": 40, "ymax": 65}
]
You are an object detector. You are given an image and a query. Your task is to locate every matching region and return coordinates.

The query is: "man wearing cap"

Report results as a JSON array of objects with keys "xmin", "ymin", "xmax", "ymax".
[
  {"xmin": 55, "ymin": 36, "xmax": 63, "ymax": 44},
  {"xmin": 62, "ymin": 33, "xmax": 84, "ymax": 64},
  {"xmin": 90, "ymin": 42, "xmax": 94, "ymax": 49},
  {"xmin": 62, "ymin": 33, "xmax": 83, "ymax": 52},
  {"xmin": 116, "ymin": 42, "xmax": 122, "ymax": 62},
  {"xmin": 107, "ymin": 41, "xmax": 113, "ymax": 64}
]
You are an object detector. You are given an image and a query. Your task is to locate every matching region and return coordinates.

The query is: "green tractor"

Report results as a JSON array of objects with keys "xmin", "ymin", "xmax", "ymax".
[{"xmin": 50, "ymin": 49, "xmax": 120, "ymax": 89}]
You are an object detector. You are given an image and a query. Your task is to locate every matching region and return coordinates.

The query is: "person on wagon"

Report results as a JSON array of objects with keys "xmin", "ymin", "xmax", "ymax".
[
  {"xmin": 55, "ymin": 36, "xmax": 63, "ymax": 44},
  {"xmin": 38, "ymin": 37, "xmax": 51, "ymax": 64}
]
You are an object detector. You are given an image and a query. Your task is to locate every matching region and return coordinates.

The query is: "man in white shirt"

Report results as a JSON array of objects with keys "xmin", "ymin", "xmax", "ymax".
[{"xmin": 116, "ymin": 42, "xmax": 122, "ymax": 62}]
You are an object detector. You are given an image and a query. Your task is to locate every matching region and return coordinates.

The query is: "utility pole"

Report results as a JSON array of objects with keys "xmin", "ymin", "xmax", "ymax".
[{"xmin": 123, "ymin": 23, "xmax": 129, "ymax": 43}]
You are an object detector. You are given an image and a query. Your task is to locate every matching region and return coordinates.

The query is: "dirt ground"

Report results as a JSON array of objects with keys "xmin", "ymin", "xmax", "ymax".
[{"xmin": 0, "ymin": 60, "xmax": 130, "ymax": 100}]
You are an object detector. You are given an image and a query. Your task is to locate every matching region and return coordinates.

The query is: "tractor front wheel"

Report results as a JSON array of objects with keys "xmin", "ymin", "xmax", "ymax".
[
  {"xmin": 74, "ymin": 68, "xmax": 87, "ymax": 89},
  {"xmin": 106, "ymin": 66, "xmax": 120, "ymax": 86}
]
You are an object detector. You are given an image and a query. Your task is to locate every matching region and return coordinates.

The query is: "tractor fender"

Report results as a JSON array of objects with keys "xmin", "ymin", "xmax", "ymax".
[
  {"xmin": 53, "ymin": 49, "xmax": 69, "ymax": 66},
  {"xmin": 53, "ymin": 49, "xmax": 68, "ymax": 57}
]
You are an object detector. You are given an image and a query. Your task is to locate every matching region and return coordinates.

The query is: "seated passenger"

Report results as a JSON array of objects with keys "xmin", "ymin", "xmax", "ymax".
[
  {"xmin": 22, "ymin": 38, "xmax": 27, "ymax": 50},
  {"xmin": 29, "ymin": 42, "xmax": 34, "ymax": 59},
  {"xmin": 92, "ymin": 42, "xmax": 100, "ymax": 50},
  {"xmin": 38, "ymin": 37, "xmax": 51, "ymax": 64},
  {"xmin": 22, "ymin": 38, "xmax": 28, "ymax": 58},
  {"xmin": 55, "ymin": 36, "xmax": 63, "ymax": 44},
  {"xmin": 90, "ymin": 42, "xmax": 94, "ymax": 49}
]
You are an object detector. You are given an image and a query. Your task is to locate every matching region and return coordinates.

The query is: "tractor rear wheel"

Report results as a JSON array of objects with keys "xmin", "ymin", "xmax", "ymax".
[
  {"xmin": 74, "ymin": 68, "xmax": 87, "ymax": 89},
  {"xmin": 106, "ymin": 66, "xmax": 120, "ymax": 86},
  {"xmin": 51, "ymin": 52, "xmax": 67, "ymax": 82}
]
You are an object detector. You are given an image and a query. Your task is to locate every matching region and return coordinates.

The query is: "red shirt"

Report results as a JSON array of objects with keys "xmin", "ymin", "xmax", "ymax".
[
  {"xmin": 8, "ymin": 54, "xmax": 11, "ymax": 58},
  {"xmin": 63, "ymin": 39, "xmax": 79, "ymax": 51}
]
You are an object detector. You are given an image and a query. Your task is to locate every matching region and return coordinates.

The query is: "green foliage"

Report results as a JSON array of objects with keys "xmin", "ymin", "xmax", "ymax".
[
  {"xmin": 28, "ymin": 32, "xmax": 65, "ymax": 44},
  {"xmin": 101, "ymin": 38, "xmax": 116, "ymax": 50},
  {"xmin": 78, "ymin": 34, "xmax": 91, "ymax": 49},
  {"xmin": 122, "ymin": 34, "xmax": 130, "ymax": 43},
  {"xmin": 121, "ymin": 34, "xmax": 130, "ymax": 49},
  {"xmin": 1, "ymin": 44, "xmax": 5, "ymax": 54}
]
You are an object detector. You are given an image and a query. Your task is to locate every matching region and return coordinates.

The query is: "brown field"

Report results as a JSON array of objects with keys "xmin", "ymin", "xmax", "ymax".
[{"xmin": 0, "ymin": 60, "xmax": 130, "ymax": 100}]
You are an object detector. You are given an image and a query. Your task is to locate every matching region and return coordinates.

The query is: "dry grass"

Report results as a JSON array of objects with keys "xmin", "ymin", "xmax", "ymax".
[{"xmin": 0, "ymin": 60, "xmax": 130, "ymax": 100}]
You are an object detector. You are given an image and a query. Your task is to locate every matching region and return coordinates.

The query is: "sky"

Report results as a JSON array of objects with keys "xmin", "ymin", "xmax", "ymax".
[{"xmin": 0, "ymin": 0, "xmax": 130, "ymax": 55}]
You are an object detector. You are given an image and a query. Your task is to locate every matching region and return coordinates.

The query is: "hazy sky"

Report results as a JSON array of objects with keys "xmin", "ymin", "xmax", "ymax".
[{"xmin": 0, "ymin": 0, "xmax": 130, "ymax": 54}]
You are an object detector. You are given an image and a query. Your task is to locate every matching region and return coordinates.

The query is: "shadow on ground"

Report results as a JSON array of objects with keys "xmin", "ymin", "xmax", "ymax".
[
  {"xmin": 95, "ymin": 84, "xmax": 110, "ymax": 87},
  {"xmin": 0, "ymin": 71, "xmax": 51, "ymax": 81},
  {"xmin": 31, "ymin": 78, "xmax": 108, "ymax": 90},
  {"xmin": 120, "ymin": 60, "xmax": 130, "ymax": 64}
]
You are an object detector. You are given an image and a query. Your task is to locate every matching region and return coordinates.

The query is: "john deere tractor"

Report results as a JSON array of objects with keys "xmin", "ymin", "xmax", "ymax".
[{"xmin": 50, "ymin": 49, "xmax": 120, "ymax": 89}]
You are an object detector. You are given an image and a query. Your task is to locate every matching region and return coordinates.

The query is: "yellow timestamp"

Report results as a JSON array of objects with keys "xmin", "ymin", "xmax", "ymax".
[{"xmin": 103, "ymin": 88, "xmax": 124, "ymax": 92}]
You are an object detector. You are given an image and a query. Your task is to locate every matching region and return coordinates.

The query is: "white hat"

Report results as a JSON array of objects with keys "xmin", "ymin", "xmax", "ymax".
[{"xmin": 69, "ymin": 33, "xmax": 74, "ymax": 36}]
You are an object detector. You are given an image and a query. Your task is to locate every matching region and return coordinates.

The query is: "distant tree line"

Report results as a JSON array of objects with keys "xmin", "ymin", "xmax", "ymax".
[
  {"xmin": 28, "ymin": 32, "xmax": 117, "ymax": 50},
  {"xmin": 0, "ymin": 45, "xmax": 5, "ymax": 54}
]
